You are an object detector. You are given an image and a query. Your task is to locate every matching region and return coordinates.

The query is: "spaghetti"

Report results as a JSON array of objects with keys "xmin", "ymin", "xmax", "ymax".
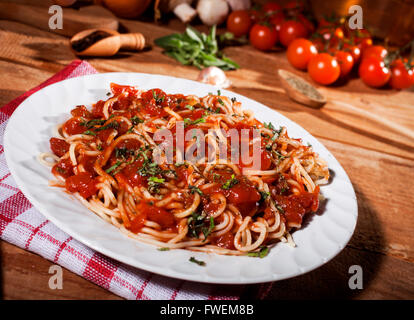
[{"xmin": 39, "ymin": 83, "xmax": 329, "ymax": 256}]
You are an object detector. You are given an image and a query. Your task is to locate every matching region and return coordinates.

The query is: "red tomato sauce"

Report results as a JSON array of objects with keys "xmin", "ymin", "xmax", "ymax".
[
  {"xmin": 50, "ymin": 138, "xmax": 69, "ymax": 157},
  {"xmin": 127, "ymin": 202, "xmax": 177, "ymax": 233},
  {"xmin": 71, "ymin": 105, "xmax": 91, "ymax": 118},
  {"xmin": 65, "ymin": 172, "xmax": 98, "ymax": 199},
  {"xmin": 203, "ymin": 169, "xmax": 261, "ymax": 217},
  {"xmin": 211, "ymin": 231, "xmax": 235, "ymax": 250},
  {"xmin": 52, "ymin": 158, "xmax": 73, "ymax": 179},
  {"xmin": 63, "ymin": 118, "xmax": 86, "ymax": 135},
  {"xmin": 272, "ymin": 187, "xmax": 319, "ymax": 226}
]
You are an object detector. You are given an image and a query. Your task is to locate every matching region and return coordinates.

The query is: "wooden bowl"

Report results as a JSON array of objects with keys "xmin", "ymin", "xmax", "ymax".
[{"xmin": 278, "ymin": 69, "xmax": 326, "ymax": 109}]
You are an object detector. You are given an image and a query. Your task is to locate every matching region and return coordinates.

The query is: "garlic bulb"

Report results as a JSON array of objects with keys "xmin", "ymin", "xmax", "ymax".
[
  {"xmin": 197, "ymin": 0, "xmax": 229, "ymax": 26},
  {"xmin": 197, "ymin": 66, "xmax": 231, "ymax": 88}
]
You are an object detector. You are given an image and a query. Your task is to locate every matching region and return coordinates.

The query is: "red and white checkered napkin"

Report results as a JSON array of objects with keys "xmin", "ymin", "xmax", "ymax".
[{"xmin": 0, "ymin": 60, "xmax": 272, "ymax": 300}]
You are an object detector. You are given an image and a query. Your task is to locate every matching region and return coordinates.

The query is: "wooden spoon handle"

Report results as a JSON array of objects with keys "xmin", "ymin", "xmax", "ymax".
[{"xmin": 118, "ymin": 33, "xmax": 146, "ymax": 51}]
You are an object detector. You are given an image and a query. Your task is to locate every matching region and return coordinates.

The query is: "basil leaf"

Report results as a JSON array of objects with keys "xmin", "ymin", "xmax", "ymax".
[{"xmin": 154, "ymin": 26, "xmax": 239, "ymax": 71}]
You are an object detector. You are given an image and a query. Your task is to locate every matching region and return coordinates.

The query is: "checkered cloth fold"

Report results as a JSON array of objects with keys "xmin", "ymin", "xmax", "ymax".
[{"xmin": 0, "ymin": 60, "xmax": 273, "ymax": 300}]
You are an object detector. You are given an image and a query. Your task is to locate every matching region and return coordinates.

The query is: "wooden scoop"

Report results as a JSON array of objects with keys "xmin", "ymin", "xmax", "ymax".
[
  {"xmin": 70, "ymin": 28, "xmax": 146, "ymax": 56},
  {"xmin": 278, "ymin": 69, "xmax": 326, "ymax": 109}
]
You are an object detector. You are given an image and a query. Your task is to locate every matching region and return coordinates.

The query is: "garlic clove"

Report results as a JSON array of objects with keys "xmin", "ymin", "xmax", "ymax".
[
  {"xmin": 225, "ymin": 0, "xmax": 251, "ymax": 11},
  {"xmin": 173, "ymin": 2, "xmax": 197, "ymax": 23},
  {"xmin": 197, "ymin": 66, "xmax": 232, "ymax": 88}
]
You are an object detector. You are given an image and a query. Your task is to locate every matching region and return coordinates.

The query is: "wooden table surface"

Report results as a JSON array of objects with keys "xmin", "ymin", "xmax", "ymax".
[{"xmin": 1, "ymin": 1, "xmax": 413, "ymax": 300}]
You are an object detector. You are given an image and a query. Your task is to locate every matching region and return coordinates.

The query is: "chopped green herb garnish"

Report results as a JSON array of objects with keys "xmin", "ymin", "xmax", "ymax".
[
  {"xmin": 80, "ymin": 119, "xmax": 106, "ymax": 129},
  {"xmin": 106, "ymin": 161, "xmax": 122, "ymax": 174},
  {"xmin": 95, "ymin": 121, "xmax": 119, "ymax": 132},
  {"xmin": 97, "ymin": 144, "xmax": 103, "ymax": 151},
  {"xmin": 56, "ymin": 167, "xmax": 65, "ymax": 174},
  {"xmin": 212, "ymin": 173, "xmax": 221, "ymax": 182},
  {"xmin": 83, "ymin": 130, "xmax": 97, "ymax": 136},
  {"xmin": 189, "ymin": 256, "xmax": 206, "ymax": 266},
  {"xmin": 217, "ymin": 98, "xmax": 225, "ymax": 106},
  {"xmin": 185, "ymin": 104, "xmax": 194, "ymax": 110},
  {"xmin": 183, "ymin": 117, "xmax": 206, "ymax": 127},
  {"xmin": 275, "ymin": 204, "xmax": 285, "ymax": 213},
  {"xmin": 126, "ymin": 116, "xmax": 144, "ymax": 133},
  {"xmin": 260, "ymin": 191, "xmax": 270, "ymax": 201},
  {"xmin": 187, "ymin": 211, "xmax": 214, "ymax": 241},
  {"xmin": 115, "ymin": 147, "xmax": 134, "ymax": 159},
  {"xmin": 272, "ymin": 150, "xmax": 287, "ymax": 163},
  {"xmin": 131, "ymin": 116, "xmax": 144, "ymax": 125},
  {"xmin": 202, "ymin": 216, "xmax": 215, "ymax": 241},
  {"xmin": 222, "ymin": 174, "xmax": 239, "ymax": 190},
  {"xmin": 147, "ymin": 176, "xmax": 165, "ymax": 194},
  {"xmin": 247, "ymin": 246, "xmax": 269, "ymax": 258},
  {"xmin": 152, "ymin": 90, "xmax": 165, "ymax": 104},
  {"xmin": 158, "ymin": 247, "xmax": 170, "ymax": 251},
  {"xmin": 149, "ymin": 176, "xmax": 165, "ymax": 183},
  {"xmin": 189, "ymin": 185, "xmax": 203, "ymax": 195}
]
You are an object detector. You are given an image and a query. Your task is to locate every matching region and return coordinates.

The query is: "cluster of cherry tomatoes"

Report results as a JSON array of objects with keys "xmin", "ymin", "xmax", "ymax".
[
  {"xmin": 227, "ymin": 1, "xmax": 313, "ymax": 50},
  {"xmin": 226, "ymin": 1, "xmax": 414, "ymax": 90}
]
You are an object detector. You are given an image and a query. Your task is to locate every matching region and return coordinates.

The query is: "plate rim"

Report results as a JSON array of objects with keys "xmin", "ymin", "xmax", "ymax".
[{"xmin": 4, "ymin": 72, "xmax": 358, "ymax": 284}]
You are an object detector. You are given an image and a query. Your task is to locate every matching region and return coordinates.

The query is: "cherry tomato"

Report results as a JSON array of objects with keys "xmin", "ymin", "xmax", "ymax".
[
  {"xmin": 249, "ymin": 23, "xmax": 278, "ymax": 51},
  {"xmin": 269, "ymin": 13, "xmax": 285, "ymax": 36},
  {"xmin": 279, "ymin": 20, "xmax": 308, "ymax": 47},
  {"xmin": 352, "ymin": 29, "xmax": 373, "ymax": 51},
  {"xmin": 284, "ymin": 0, "xmax": 306, "ymax": 15},
  {"xmin": 312, "ymin": 37, "xmax": 325, "ymax": 52},
  {"xmin": 287, "ymin": 38, "xmax": 318, "ymax": 70},
  {"xmin": 317, "ymin": 26, "xmax": 344, "ymax": 41},
  {"xmin": 263, "ymin": 2, "xmax": 283, "ymax": 16},
  {"xmin": 389, "ymin": 60, "xmax": 413, "ymax": 90},
  {"xmin": 226, "ymin": 10, "xmax": 252, "ymax": 37},
  {"xmin": 335, "ymin": 50, "xmax": 354, "ymax": 78},
  {"xmin": 318, "ymin": 16, "xmax": 338, "ymax": 28},
  {"xmin": 249, "ymin": 9, "xmax": 263, "ymax": 23},
  {"xmin": 362, "ymin": 45, "xmax": 388, "ymax": 60},
  {"xmin": 359, "ymin": 57, "xmax": 391, "ymax": 88},
  {"xmin": 411, "ymin": 68, "xmax": 414, "ymax": 86},
  {"xmin": 298, "ymin": 14, "xmax": 315, "ymax": 33},
  {"xmin": 308, "ymin": 53, "xmax": 341, "ymax": 85},
  {"xmin": 359, "ymin": 38, "xmax": 373, "ymax": 51},
  {"xmin": 343, "ymin": 43, "xmax": 361, "ymax": 64}
]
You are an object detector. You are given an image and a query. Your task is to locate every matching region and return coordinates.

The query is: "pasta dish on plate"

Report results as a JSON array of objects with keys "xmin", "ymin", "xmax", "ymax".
[{"xmin": 39, "ymin": 83, "xmax": 329, "ymax": 256}]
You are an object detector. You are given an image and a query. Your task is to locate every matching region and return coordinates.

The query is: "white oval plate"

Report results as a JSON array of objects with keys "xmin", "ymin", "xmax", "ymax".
[{"xmin": 4, "ymin": 72, "xmax": 357, "ymax": 284}]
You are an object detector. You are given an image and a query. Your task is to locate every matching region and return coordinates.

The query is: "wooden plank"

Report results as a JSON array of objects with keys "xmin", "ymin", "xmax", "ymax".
[
  {"xmin": 259, "ymin": 246, "xmax": 414, "ymax": 299},
  {"xmin": 319, "ymin": 138, "xmax": 414, "ymax": 262},
  {"xmin": 0, "ymin": 241, "xmax": 121, "ymax": 300},
  {"xmin": 2, "ymin": 240, "xmax": 413, "ymax": 300}
]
